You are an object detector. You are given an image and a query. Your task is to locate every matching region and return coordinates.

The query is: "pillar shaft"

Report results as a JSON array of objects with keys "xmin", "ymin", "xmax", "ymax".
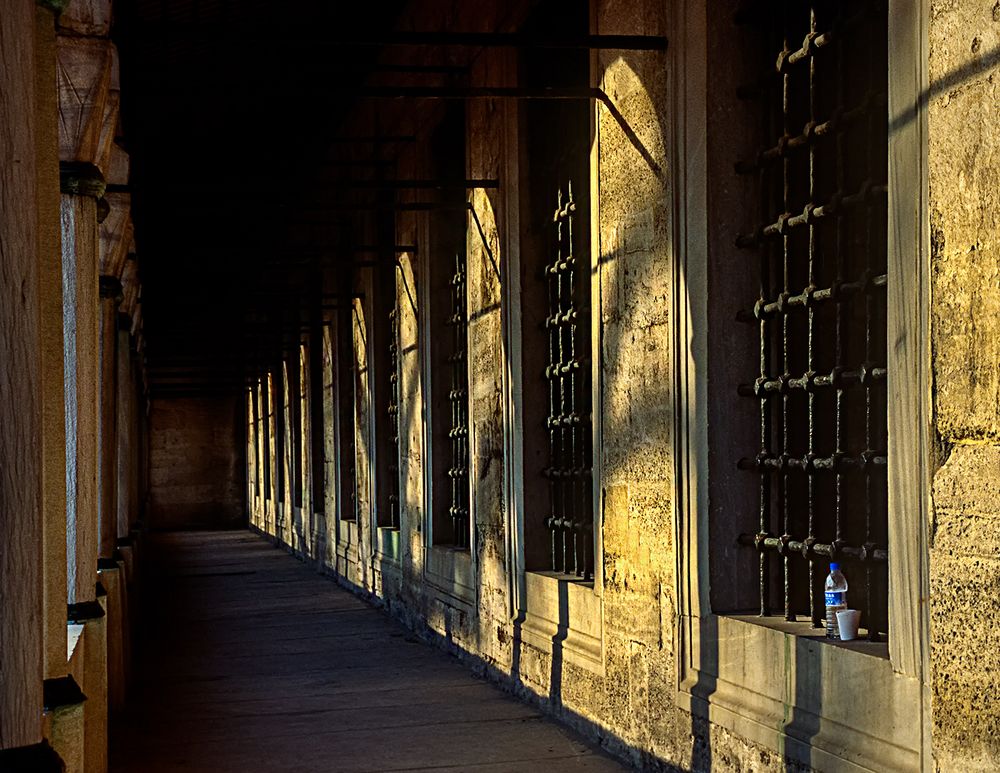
[
  {"xmin": 99, "ymin": 293, "xmax": 118, "ymax": 558},
  {"xmin": 61, "ymin": 191, "xmax": 101, "ymax": 606},
  {"xmin": 35, "ymin": 3, "xmax": 69, "ymax": 683},
  {"xmin": 0, "ymin": 0, "xmax": 44, "ymax": 749},
  {"xmin": 115, "ymin": 324, "xmax": 132, "ymax": 541}
]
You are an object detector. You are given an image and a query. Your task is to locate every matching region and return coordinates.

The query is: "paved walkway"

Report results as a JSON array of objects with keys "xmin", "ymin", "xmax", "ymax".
[{"xmin": 111, "ymin": 530, "xmax": 626, "ymax": 772}]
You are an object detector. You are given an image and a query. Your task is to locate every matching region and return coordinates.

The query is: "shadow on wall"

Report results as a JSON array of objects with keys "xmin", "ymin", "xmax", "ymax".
[{"xmin": 148, "ymin": 394, "xmax": 246, "ymax": 530}]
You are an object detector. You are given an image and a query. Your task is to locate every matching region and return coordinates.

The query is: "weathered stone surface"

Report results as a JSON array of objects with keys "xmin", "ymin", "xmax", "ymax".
[
  {"xmin": 148, "ymin": 396, "xmax": 244, "ymax": 529},
  {"xmin": 105, "ymin": 142, "xmax": 128, "ymax": 187},
  {"xmin": 35, "ymin": 3, "xmax": 70, "ymax": 683},
  {"xmin": 56, "ymin": 35, "xmax": 114, "ymax": 166},
  {"xmin": 0, "ymin": 0, "xmax": 45, "ymax": 750},
  {"xmin": 98, "ymin": 297, "xmax": 118, "ymax": 558},
  {"xmin": 930, "ymin": 444, "xmax": 1000, "ymax": 770},
  {"xmin": 929, "ymin": 2, "xmax": 1000, "ymax": 442},
  {"xmin": 929, "ymin": 6, "xmax": 1000, "ymax": 772},
  {"xmin": 61, "ymin": 192, "xmax": 101, "ymax": 606},
  {"xmin": 58, "ymin": 0, "xmax": 113, "ymax": 38},
  {"xmin": 98, "ymin": 192, "xmax": 131, "ymax": 277}
]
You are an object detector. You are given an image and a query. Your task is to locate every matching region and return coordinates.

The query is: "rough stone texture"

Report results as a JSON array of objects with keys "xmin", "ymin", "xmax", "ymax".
[
  {"xmin": 98, "ymin": 297, "xmax": 119, "ymax": 557},
  {"xmin": 930, "ymin": 444, "xmax": 1000, "ymax": 770},
  {"xmin": 35, "ymin": 4, "xmax": 70, "ymax": 683},
  {"xmin": 81, "ymin": 610, "xmax": 107, "ymax": 773},
  {"xmin": 56, "ymin": 36, "xmax": 115, "ymax": 169},
  {"xmin": 250, "ymin": 2, "xmax": 791, "ymax": 771},
  {"xmin": 98, "ymin": 193, "xmax": 131, "ymax": 278},
  {"xmin": 929, "ymin": 1, "xmax": 1000, "ymax": 442},
  {"xmin": 114, "ymin": 328, "xmax": 135, "ymax": 540},
  {"xmin": 0, "ymin": 0, "xmax": 45, "ymax": 750},
  {"xmin": 929, "ymin": 3, "xmax": 1000, "ymax": 771},
  {"xmin": 58, "ymin": 0, "xmax": 113, "ymax": 38},
  {"xmin": 148, "ymin": 396, "xmax": 244, "ymax": 529},
  {"xmin": 242, "ymin": 3, "xmax": 1000, "ymax": 771},
  {"xmin": 61, "ymin": 192, "xmax": 101, "ymax": 606}
]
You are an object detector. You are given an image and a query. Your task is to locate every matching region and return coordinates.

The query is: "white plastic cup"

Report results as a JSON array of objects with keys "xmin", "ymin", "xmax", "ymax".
[{"xmin": 836, "ymin": 609, "xmax": 862, "ymax": 641}]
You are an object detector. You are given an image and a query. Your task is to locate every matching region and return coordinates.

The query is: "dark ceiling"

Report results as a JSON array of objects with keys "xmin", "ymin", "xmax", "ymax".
[
  {"xmin": 113, "ymin": 1, "xmax": 665, "ymax": 398},
  {"xmin": 115, "ymin": 0, "xmax": 412, "ymax": 397}
]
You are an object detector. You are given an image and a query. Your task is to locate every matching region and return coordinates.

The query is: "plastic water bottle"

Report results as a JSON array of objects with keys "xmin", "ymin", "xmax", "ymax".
[{"xmin": 825, "ymin": 563, "xmax": 848, "ymax": 639}]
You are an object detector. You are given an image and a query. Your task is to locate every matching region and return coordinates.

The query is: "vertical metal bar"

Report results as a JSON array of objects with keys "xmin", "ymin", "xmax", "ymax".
[
  {"xmin": 863, "ymin": 17, "xmax": 877, "ymax": 641},
  {"xmin": 757, "ymin": 48, "xmax": 773, "ymax": 619},
  {"xmin": 780, "ymin": 23, "xmax": 794, "ymax": 622},
  {"xmin": 806, "ymin": 5, "xmax": 821, "ymax": 629},
  {"xmin": 833, "ymin": 0, "xmax": 847, "ymax": 584}
]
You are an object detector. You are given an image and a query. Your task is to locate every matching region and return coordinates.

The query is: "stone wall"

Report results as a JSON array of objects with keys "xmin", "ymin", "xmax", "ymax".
[
  {"xmin": 149, "ymin": 396, "xmax": 244, "ymax": 529},
  {"xmin": 246, "ymin": 1, "xmax": 1000, "ymax": 770},
  {"xmin": 929, "ymin": 2, "xmax": 1000, "ymax": 769}
]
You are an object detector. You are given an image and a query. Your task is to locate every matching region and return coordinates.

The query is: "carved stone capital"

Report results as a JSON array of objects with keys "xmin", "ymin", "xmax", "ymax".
[{"xmin": 59, "ymin": 161, "xmax": 105, "ymax": 198}]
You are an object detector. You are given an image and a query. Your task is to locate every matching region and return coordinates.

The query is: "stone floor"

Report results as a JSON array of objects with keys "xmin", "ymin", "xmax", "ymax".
[{"xmin": 111, "ymin": 530, "xmax": 626, "ymax": 772}]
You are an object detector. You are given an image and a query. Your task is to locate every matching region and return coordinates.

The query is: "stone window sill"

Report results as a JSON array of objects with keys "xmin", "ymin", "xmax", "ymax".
[
  {"xmin": 676, "ymin": 613, "xmax": 919, "ymax": 771},
  {"xmin": 517, "ymin": 570, "xmax": 604, "ymax": 675},
  {"xmin": 375, "ymin": 525, "xmax": 400, "ymax": 562},
  {"xmin": 424, "ymin": 544, "xmax": 475, "ymax": 603},
  {"xmin": 725, "ymin": 613, "xmax": 890, "ymax": 659}
]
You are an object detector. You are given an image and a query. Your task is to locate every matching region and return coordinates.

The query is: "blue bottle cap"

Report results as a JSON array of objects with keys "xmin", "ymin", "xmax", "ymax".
[{"xmin": 830, "ymin": 562, "xmax": 840, "ymax": 571}]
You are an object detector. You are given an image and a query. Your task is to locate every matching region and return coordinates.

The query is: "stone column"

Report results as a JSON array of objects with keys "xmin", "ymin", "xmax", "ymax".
[
  {"xmin": 60, "ymin": 163, "xmax": 108, "ymax": 773},
  {"xmin": 98, "ymin": 277, "xmax": 120, "ymax": 560},
  {"xmin": 115, "ymin": 313, "xmax": 134, "ymax": 548},
  {"xmin": 34, "ymin": 0, "xmax": 69, "ymax": 685},
  {"xmin": 57, "ymin": 20, "xmax": 117, "ymax": 770},
  {"xmin": 35, "ymin": 5, "xmax": 88, "ymax": 767},
  {"xmin": 60, "ymin": 165, "xmax": 104, "ymax": 612},
  {"xmin": 0, "ymin": 1, "xmax": 61, "ymax": 767}
]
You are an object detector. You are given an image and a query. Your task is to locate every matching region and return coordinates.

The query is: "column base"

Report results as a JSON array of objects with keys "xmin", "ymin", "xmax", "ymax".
[
  {"xmin": 67, "ymin": 597, "xmax": 108, "ymax": 773},
  {"xmin": 43, "ymin": 676, "xmax": 86, "ymax": 773},
  {"xmin": 96, "ymin": 561, "xmax": 128, "ymax": 711}
]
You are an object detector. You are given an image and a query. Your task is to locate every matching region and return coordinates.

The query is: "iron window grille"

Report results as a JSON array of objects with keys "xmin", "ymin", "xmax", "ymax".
[
  {"xmin": 275, "ymin": 368, "xmax": 286, "ymax": 505},
  {"xmin": 385, "ymin": 303, "xmax": 401, "ymax": 530},
  {"xmin": 734, "ymin": 1, "xmax": 888, "ymax": 639},
  {"xmin": 544, "ymin": 182, "xmax": 593, "ymax": 579},
  {"xmin": 445, "ymin": 252, "xmax": 470, "ymax": 548},
  {"xmin": 261, "ymin": 376, "xmax": 271, "ymax": 493},
  {"xmin": 339, "ymin": 305, "xmax": 358, "ymax": 521},
  {"xmin": 291, "ymin": 354, "xmax": 303, "ymax": 508}
]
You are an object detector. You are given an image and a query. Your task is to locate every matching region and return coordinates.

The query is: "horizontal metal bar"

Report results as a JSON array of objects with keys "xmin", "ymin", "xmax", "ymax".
[
  {"xmin": 737, "ymin": 452, "xmax": 887, "ymax": 473},
  {"xmin": 735, "ymin": 92, "xmax": 886, "ymax": 173},
  {"xmin": 738, "ymin": 533, "xmax": 888, "ymax": 563},
  {"xmin": 738, "ymin": 365, "xmax": 886, "ymax": 396},
  {"xmin": 545, "ymin": 516, "xmax": 594, "ymax": 531},
  {"xmin": 737, "ymin": 274, "xmax": 888, "ymax": 321},
  {"xmin": 736, "ymin": 183, "xmax": 888, "ymax": 247}
]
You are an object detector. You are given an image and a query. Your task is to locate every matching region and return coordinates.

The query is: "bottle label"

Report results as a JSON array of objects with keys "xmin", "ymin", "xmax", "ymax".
[{"xmin": 825, "ymin": 591, "xmax": 846, "ymax": 607}]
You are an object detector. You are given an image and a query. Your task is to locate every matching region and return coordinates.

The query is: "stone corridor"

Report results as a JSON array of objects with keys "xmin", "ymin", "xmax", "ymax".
[{"xmin": 110, "ymin": 531, "xmax": 624, "ymax": 773}]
